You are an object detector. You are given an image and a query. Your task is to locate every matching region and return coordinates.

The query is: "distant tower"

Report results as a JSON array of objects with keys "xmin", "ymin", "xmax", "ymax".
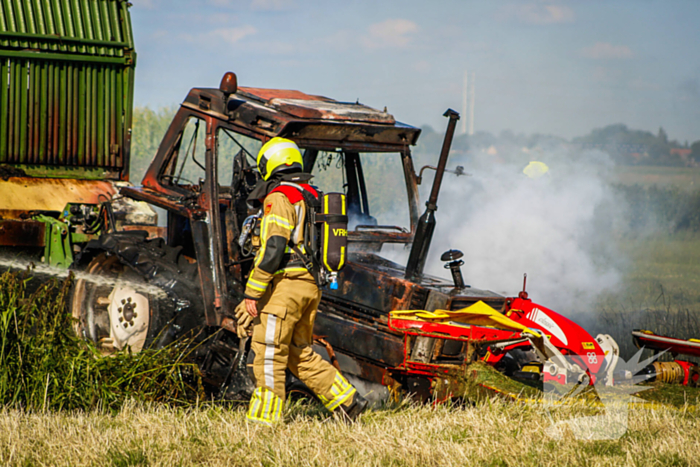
[
  {"xmin": 468, "ymin": 72, "xmax": 475, "ymax": 135},
  {"xmin": 461, "ymin": 71, "xmax": 468, "ymax": 135}
]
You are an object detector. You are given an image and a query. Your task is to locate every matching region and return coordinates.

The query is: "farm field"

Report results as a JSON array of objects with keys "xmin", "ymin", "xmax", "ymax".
[
  {"xmin": 2, "ymin": 231, "xmax": 700, "ymax": 466},
  {"xmin": 617, "ymin": 232, "xmax": 700, "ymax": 303},
  {"xmin": 588, "ymin": 232, "xmax": 700, "ymax": 358},
  {"xmin": 610, "ymin": 165, "xmax": 700, "ymax": 189},
  {"xmin": 2, "ymin": 399, "xmax": 700, "ymax": 467}
]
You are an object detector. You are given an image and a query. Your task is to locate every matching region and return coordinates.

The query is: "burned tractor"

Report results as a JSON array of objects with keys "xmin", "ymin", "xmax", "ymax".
[{"xmin": 70, "ymin": 72, "xmax": 619, "ymax": 401}]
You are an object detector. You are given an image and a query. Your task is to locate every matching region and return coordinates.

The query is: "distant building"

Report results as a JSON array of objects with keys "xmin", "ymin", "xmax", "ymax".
[{"xmin": 670, "ymin": 148, "xmax": 692, "ymax": 160}]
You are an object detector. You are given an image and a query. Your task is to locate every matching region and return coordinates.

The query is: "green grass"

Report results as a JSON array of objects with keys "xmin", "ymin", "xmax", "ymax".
[
  {"xmin": 470, "ymin": 361, "xmax": 542, "ymax": 399},
  {"xmin": 611, "ymin": 166, "xmax": 700, "ymax": 190},
  {"xmin": 618, "ymin": 232, "xmax": 700, "ymax": 303},
  {"xmin": 571, "ymin": 224, "xmax": 700, "ymax": 406},
  {"xmin": 0, "ymin": 269, "xmax": 204, "ymax": 412},
  {"xmin": 637, "ymin": 382, "xmax": 700, "ymax": 407},
  {"xmin": 591, "ymin": 232, "xmax": 700, "ymax": 358}
]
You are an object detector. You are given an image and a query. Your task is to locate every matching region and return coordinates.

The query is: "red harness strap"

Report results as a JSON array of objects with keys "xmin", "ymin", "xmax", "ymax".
[{"xmin": 270, "ymin": 183, "xmax": 318, "ymax": 204}]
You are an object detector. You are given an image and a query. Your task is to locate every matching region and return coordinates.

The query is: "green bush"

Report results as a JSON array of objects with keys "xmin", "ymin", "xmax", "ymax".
[{"xmin": 129, "ymin": 106, "xmax": 177, "ymax": 183}]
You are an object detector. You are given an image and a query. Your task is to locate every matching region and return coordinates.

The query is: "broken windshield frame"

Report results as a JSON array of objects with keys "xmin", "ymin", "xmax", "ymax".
[
  {"xmin": 303, "ymin": 148, "xmax": 419, "ymax": 245},
  {"xmin": 146, "ymin": 107, "xmax": 420, "ymax": 250}
]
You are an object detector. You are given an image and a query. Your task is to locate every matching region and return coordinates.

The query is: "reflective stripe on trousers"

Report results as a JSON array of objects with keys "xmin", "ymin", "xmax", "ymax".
[
  {"xmin": 317, "ymin": 371, "xmax": 356, "ymax": 411},
  {"xmin": 247, "ymin": 387, "xmax": 283, "ymax": 426},
  {"xmin": 264, "ymin": 314, "xmax": 277, "ymax": 388}
]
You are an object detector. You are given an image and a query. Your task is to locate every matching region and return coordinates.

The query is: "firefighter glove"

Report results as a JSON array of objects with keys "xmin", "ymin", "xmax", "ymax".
[{"xmin": 235, "ymin": 301, "xmax": 254, "ymax": 339}]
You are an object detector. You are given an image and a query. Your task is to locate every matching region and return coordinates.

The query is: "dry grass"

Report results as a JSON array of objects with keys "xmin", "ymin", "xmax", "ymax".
[{"xmin": 1, "ymin": 399, "xmax": 698, "ymax": 466}]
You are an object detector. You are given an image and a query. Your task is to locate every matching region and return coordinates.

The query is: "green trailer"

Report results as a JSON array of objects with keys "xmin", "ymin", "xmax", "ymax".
[{"xmin": 0, "ymin": 0, "xmax": 157, "ymax": 267}]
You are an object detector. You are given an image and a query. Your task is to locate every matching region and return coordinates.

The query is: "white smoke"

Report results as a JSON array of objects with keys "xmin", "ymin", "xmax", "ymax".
[
  {"xmin": 419, "ymin": 148, "xmax": 625, "ymax": 315},
  {"xmin": 0, "ymin": 257, "xmax": 167, "ymax": 298}
]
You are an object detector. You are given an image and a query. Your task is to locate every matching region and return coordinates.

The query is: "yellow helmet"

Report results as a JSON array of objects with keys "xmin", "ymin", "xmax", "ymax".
[
  {"xmin": 523, "ymin": 161, "xmax": 549, "ymax": 179},
  {"xmin": 256, "ymin": 137, "xmax": 304, "ymax": 181}
]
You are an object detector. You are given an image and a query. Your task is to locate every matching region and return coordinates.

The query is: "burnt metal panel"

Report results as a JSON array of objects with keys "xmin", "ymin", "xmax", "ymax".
[
  {"xmin": 237, "ymin": 86, "xmax": 395, "ymax": 124},
  {"xmin": 237, "ymin": 87, "xmax": 330, "ymax": 102},
  {"xmin": 0, "ymin": 219, "xmax": 45, "ymax": 246},
  {"xmin": 204, "ymin": 118, "xmax": 229, "ymax": 321},
  {"xmin": 0, "ymin": 0, "xmax": 135, "ymax": 179},
  {"xmin": 409, "ymin": 286, "xmax": 429, "ymax": 310},
  {"xmin": 191, "ymin": 217, "xmax": 219, "ymax": 327},
  {"xmin": 313, "ymin": 311, "xmax": 405, "ymax": 367},
  {"xmin": 424, "ymin": 289, "xmax": 450, "ymax": 312},
  {"xmin": 323, "ymin": 260, "xmax": 408, "ymax": 315},
  {"xmin": 274, "ymin": 99, "xmax": 395, "ymax": 124},
  {"xmin": 184, "ymin": 88, "xmax": 421, "ymax": 149}
]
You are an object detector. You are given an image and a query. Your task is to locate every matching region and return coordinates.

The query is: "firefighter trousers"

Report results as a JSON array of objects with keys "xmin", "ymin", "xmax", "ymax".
[{"xmin": 246, "ymin": 272, "xmax": 356, "ymax": 425}]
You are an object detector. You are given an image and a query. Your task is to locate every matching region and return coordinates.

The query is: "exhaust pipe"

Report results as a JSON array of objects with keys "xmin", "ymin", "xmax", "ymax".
[{"xmin": 405, "ymin": 109, "xmax": 460, "ymax": 282}]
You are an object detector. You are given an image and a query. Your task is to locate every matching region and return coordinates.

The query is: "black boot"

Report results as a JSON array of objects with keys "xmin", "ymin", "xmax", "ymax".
[{"xmin": 338, "ymin": 391, "xmax": 368, "ymax": 422}]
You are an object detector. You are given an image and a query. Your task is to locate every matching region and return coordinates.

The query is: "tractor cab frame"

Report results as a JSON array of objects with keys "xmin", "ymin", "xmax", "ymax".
[{"xmin": 121, "ymin": 73, "xmax": 430, "ymax": 328}]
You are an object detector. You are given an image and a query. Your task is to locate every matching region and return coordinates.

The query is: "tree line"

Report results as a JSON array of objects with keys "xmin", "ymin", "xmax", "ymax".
[{"xmin": 129, "ymin": 107, "xmax": 700, "ymax": 234}]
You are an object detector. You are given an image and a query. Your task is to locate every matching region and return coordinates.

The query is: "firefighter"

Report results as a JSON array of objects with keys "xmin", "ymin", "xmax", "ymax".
[{"xmin": 235, "ymin": 137, "xmax": 368, "ymax": 426}]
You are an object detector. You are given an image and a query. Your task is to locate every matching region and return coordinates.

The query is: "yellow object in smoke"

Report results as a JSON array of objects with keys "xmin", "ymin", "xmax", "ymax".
[{"xmin": 523, "ymin": 161, "xmax": 550, "ymax": 179}]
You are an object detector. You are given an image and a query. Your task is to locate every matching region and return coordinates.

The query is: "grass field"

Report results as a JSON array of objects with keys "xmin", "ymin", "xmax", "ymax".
[
  {"xmin": 589, "ymin": 232, "xmax": 700, "ymax": 358},
  {"xmin": 584, "ymin": 165, "xmax": 700, "ymax": 357},
  {"xmin": 3, "ymin": 250, "xmax": 700, "ymax": 466},
  {"xmin": 610, "ymin": 166, "xmax": 700, "ymax": 190},
  {"xmin": 617, "ymin": 232, "xmax": 700, "ymax": 311},
  {"xmin": 600, "ymin": 232, "xmax": 700, "ymax": 306},
  {"xmin": 2, "ymin": 399, "xmax": 700, "ymax": 467}
]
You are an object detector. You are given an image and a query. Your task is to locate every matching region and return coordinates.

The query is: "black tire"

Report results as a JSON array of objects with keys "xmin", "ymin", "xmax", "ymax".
[{"xmin": 285, "ymin": 373, "xmax": 322, "ymax": 404}]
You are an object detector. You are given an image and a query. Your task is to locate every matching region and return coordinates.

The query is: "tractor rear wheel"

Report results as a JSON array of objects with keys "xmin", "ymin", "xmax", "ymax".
[{"xmin": 70, "ymin": 253, "xmax": 171, "ymax": 353}]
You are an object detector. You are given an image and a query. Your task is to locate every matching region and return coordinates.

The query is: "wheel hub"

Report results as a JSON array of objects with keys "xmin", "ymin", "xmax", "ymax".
[
  {"xmin": 108, "ymin": 285, "xmax": 150, "ymax": 351},
  {"xmin": 119, "ymin": 297, "xmax": 137, "ymax": 325}
]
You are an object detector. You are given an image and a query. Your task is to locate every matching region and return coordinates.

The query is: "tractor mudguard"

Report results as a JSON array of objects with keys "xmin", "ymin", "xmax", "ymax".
[{"xmin": 504, "ymin": 298, "xmax": 606, "ymax": 376}]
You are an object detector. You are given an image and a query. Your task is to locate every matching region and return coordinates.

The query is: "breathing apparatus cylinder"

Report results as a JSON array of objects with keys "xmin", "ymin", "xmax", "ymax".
[{"xmin": 319, "ymin": 193, "xmax": 347, "ymax": 289}]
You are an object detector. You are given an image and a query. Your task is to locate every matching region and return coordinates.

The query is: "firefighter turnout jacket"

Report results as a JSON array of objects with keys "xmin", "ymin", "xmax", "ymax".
[
  {"xmin": 244, "ymin": 184, "xmax": 315, "ymax": 299},
  {"xmin": 244, "ymin": 183, "xmax": 358, "ymax": 426}
]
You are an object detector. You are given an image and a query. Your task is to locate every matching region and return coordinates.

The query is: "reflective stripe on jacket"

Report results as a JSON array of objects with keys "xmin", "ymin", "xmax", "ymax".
[{"xmin": 244, "ymin": 187, "xmax": 315, "ymax": 299}]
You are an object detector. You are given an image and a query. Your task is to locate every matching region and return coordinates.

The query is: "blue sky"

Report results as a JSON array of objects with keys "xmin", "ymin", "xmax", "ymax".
[{"xmin": 131, "ymin": 0, "xmax": 700, "ymax": 142}]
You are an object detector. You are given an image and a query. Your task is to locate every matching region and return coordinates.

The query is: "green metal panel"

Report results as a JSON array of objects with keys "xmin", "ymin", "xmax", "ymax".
[
  {"xmin": 0, "ymin": 0, "xmax": 135, "ymax": 180},
  {"xmin": 0, "ymin": 57, "xmax": 7, "ymax": 162}
]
